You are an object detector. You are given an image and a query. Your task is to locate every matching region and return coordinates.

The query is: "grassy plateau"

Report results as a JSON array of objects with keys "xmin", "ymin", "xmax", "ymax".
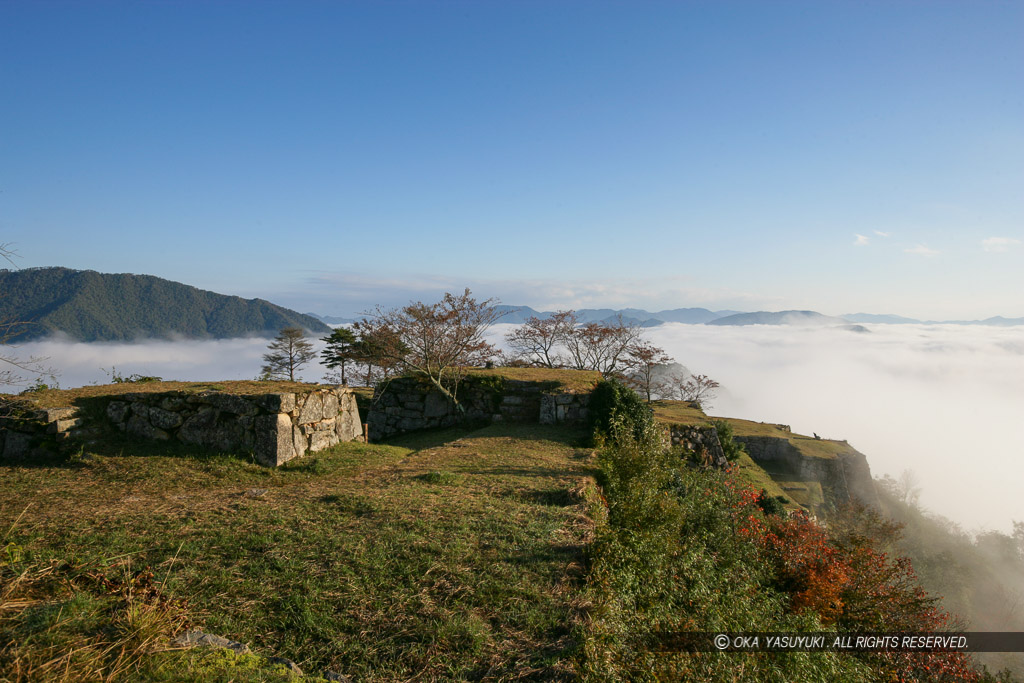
[{"xmin": 1, "ymin": 421, "xmax": 595, "ymax": 681}]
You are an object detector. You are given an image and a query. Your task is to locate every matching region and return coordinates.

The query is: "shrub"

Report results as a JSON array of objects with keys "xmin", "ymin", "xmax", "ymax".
[
  {"xmin": 711, "ymin": 419, "xmax": 746, "ymax": 462},
  {"xmin": 588, "ymin": 378, "xmax": 653, "ymax": 447}
]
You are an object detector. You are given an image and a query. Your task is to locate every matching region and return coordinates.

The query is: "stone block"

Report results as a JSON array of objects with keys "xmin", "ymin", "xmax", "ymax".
[
  {"xmin": 126, "ymin": 414, "xmax": 169, "ymax": 441},
  {"xmin": 160, "ymin": 395, "xmax": 187, "ymax": 411},
  {"xmin": 178, "ymin": 409, "xmax": 218, "ymax": 446},
  {"xmin": 255, "ymin": 393, "xmax": 296, "ymax": 413},
  {"xmin": 539, "ymin": 395, "xmax": 556, "ymax": 425},
  {"xmin": 49, "ymin": 417, "xmax": 84, "ymax": 434},
  {"xmin": 322, "ymin": 392, "xmax": 339, "ymax": 419},
  {"xmin": 298, "ymin": 394, "xmax": 323, "ymax": 424},
  {"xmin": 255, "ymin": 413, "xmax": 294, "ymax": 467},
  {"xmin": 292, "ymin": 425, "xmax": 307, "ymax": 459},
  {"xmin": 555, "ymin": 393, "xmax": 575, "ymax": 405},
  {"xmin": 209, "ymin": 422, "xmax": 244, "ymax": 451},
  {"xmin": 310, "ymin": 429, "xmax": 338, "ymax": 452},
  {"xmin": 423, "ymin": 392, "xmax": 450, "ymax": 418},
  {"xmin": 501, "ymin": 395, "xmax": 525, "ymax": 406},
  {"xmin": 205, "ymin": 393, "xmax": 258, "ymax": 416},
  {"xmin": 148, "ymin": 407, "xmax": 184, "ymax": 430},
  {"xmin": 106, "ymin": 401, "xmax": 130, "ymax": 423},
  {"xmin": 38, "ymin": 407, "xmax": 78, "ymax": 422}
]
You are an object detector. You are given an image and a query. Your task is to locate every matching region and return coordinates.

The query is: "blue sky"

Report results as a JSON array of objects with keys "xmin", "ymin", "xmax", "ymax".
[{"xmin": 2, "ymin": 1, "xmax": 1021, "ymax": 319}]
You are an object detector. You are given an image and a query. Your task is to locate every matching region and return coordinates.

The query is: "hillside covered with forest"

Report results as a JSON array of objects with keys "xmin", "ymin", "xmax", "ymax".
[{"xmin": 0, "ymin": 267, "xmax": 329, "ymax": 342}]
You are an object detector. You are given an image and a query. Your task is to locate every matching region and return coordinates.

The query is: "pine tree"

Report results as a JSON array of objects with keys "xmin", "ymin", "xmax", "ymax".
[
  {"xmin": 261, "ymin": 327, "xmax": 316, "ymax": 381},
  {"xmin": 320, "ymin": 327, "xmax": 359, "ymax": 385}
]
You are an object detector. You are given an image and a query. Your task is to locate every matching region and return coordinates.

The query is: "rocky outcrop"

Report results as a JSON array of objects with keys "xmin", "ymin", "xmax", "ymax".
[
  {"xmin": 1, "ymin": 387, "xmax": 362, "ymax": 467},
  {"xmin": 367, "ymin": 376, "xmax": 590, "ymax": 440},
  {"xmin": 736, "ymin": 435, "xmax": 880, "ymax": 507}
]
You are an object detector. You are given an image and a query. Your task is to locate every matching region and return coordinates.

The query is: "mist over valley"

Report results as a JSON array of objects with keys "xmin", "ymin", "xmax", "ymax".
[{"xmin": 14, "ymin": 316, "xmax": 1022, "ymax": 534}]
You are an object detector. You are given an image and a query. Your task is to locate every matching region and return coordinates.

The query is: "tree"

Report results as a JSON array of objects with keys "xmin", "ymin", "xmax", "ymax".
[
  {"xmin": 563, "ymin": 314, "xmax": 642, "ymax": 376},
  {"xmin": 353, "ymin": 289, "xmax": 503, "ymax": 410},
  {"xmin": 622, "ymin": 341, "xmax": 674, "ymax": 402},
  {"xmin": 664, "ymin": 372, "xmax": 720, "ymax": 409},
  {"xmin": 504, "ymin": 310, "xmax": 577, "ymax": 368},
  {"xmin": 261, "ymin": 327, "xmax": 316, "ymax": 381},
  {"xmin": 1, "ymin": 243, "xmax": 54, "ymax": 388},
  {"xmin": 320, "ymin": 327, "xmax": 359, "ymax": 385}
]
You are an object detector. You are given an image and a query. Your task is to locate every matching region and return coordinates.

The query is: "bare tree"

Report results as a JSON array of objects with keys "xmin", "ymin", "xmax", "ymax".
[
  {"xmin": 354, "ymin": 289, "xmax": 503, "ymax": 410},
  {"xmin": 563, "ymin": 315, "xmax": 642, "ymax": 376},
  {"xmin": 504, "ymin": 310, "xmax": 577, "ymax": 368},
  {"xmin": 664, "ymin": 372, "xmax": 720, "ymax": 409},
  {"xmin": 622, "ymin": 341, "xmax": 674, "ymax": 402},
  {"xmin": 895, "ymin": 469, "xmax": 922, "ymax": 506},
  {"xmin": 261, "ymin": 327, "xmax": 317, "ymax": 381},
  {"xmin": 1, "ymin": 243, "xmax": 55, "ymax": 388}
]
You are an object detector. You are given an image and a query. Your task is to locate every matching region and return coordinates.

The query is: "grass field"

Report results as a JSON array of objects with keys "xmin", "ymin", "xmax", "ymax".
[{"xmin": 1, "ymin": 423, "xmax": 596, "ymax": 681}]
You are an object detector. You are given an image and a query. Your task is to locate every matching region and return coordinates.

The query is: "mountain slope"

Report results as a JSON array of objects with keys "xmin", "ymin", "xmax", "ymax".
[
  {"xmin": 706, "ymin": 310, "xmax": 848, "ymax": 326},
  {"xmin": 0, "ymin": 267, "xmax": 330, "ymax": 341}
]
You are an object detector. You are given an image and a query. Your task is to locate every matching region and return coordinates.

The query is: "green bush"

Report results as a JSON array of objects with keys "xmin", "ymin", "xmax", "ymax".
[
  {"xmin": 582, "ymin": 414, "xmax": 873, "ymax": 681},
  {"xmin": 756, "ymin": 488, "xmax": 789, "ymax": 516},
  {"xmin": 711, "ymin": 419, "xmax": 746, "ymax": 462},
  {"xmin": 588, "ymin": 379, "xmax": 653, "ymax": 447}
]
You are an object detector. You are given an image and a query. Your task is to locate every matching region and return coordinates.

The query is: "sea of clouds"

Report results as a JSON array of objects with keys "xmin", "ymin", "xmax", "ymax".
[{"xmin": 9, "ymin": 323, "xmax": 1023, "ymax": 532}]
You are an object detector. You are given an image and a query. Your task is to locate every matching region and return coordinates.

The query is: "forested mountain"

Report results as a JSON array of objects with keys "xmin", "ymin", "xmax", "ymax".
[{"xmin": 0, "ymin": 267, "xmax": 330, "ymax": 342}]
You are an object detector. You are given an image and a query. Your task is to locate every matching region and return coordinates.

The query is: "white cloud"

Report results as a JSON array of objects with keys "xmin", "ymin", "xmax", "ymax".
[
  {"xmin": 488, "ymin": 321, "xmax": 1024, "ymax": 532},
  {"xmin": 853, "ymin": 234, "xmax": 870, "ymax": 246},
  {"xmin": 873, "ymin": 230, "xmax": 891, "ymax": 238},
  {"xmin": 982, "ymin": 237, "xmax": 1021, "ymax": 253},
  {"xmin": 904, "ymin": 244, "xmax": 939, "ymax": 256},
  {"xmin": 636, "ymin": 323, "xmax": 1024, "ymax": 533},
  {"xmin": 16, "ymin": 322, "xmax": 1024, "ymax": 533}
]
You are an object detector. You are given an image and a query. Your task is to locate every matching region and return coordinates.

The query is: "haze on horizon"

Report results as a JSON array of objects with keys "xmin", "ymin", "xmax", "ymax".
[{"xmin": 1, "ymin": 2, "xmax": 1022, "ymax": 321}]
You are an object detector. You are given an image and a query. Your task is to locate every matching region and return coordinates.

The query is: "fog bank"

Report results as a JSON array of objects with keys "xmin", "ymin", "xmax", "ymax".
[
  {"xmin": 9, "ymin": 335, "xmax": 331, "ymax": 388},
  {"xmin": 9, "ymin": 323, "xmax": 1023, "ymax": 531},
  {"xmin": 641, "ymin": 323, "xmax": 1024, "ymax": 533}
]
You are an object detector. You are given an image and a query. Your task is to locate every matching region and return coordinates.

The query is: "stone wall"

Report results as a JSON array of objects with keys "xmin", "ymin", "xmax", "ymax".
[
  {"xmin": 736, "ymin": 435, "xmax": 879, "ymax": 507},
  {"xmin": 367, "ymin": 376, "xmax": 590, "ymax": 441},
  {"xmin": 0, "ymin": 387, "xmax": 362, "ymax": 467},
  {"xmin": 0, "ymin": 406, "xmax": 92, "ymax": 461},
  {"xmin": 665, "ymin": 424, "xmax": 729, "ymax": 468}
]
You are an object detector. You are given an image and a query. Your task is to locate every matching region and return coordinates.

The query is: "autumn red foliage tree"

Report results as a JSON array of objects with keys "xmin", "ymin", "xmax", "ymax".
[{"xmin": 728, "ymin": 487, "xmax": 980, "ymax": 681}]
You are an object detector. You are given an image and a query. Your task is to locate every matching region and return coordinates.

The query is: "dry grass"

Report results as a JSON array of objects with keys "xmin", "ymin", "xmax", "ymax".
[
  {"xmin": 0, "ymin": 422, "xmax": 596, "ymax": 681},
  {"xmin": 4, "ymin": 380, "xmax": 335, "ymax": 410},
  {"xmin": 649, "ymin": 400, "xmax": 710, "ymax": 425},
  {"xmin": 464, "ymin": 367, "xmax": 601, "ymax": 393},
  {"xmin": 718, "ymin": 417, "xmax": 860, "ymax": 460}
]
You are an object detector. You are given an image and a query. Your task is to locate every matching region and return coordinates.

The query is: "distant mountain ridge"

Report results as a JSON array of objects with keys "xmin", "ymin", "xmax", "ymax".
[
  {"xmin": 313, "ymin": 304, "xmax": 1024, "ymax": 328},
  {"xmin": 707, "ymin": 310, "xmax": 849, "ymax": 327},
  {"xmin": 0, "ymin": 267, "xmax": 330, "ymax": 342}
]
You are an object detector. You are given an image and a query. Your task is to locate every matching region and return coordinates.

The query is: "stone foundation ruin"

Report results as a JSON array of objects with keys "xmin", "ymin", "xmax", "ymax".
[{"xmin": 0, "ymin": 386, "xmax": 362, "ymax": 467}]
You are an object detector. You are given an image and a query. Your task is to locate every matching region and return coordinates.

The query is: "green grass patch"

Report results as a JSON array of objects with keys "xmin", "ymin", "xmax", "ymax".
[
  {"xmin": 463, "ymin": 367, "xmax": 600, "ymax": 393},
  {"xmin": 649, "ymin": 399, "xmax": 710, "ymax": 425},
  {"xmin": 1, "ymin": 422, "xmax": 595, "ymax": 681}
]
